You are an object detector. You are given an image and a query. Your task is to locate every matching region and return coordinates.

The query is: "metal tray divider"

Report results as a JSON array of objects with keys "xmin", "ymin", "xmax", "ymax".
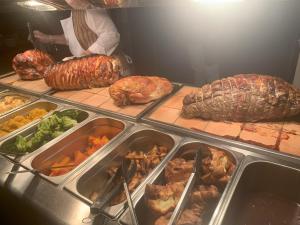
[{"xmin": 167, "ymin": 172, "xmax": 197, "ymax": 225}]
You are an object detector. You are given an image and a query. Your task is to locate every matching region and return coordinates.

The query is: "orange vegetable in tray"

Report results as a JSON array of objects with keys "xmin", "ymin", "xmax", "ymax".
[{"xmin": 48, "ymin": 135, "xmax": 110, "ymax": 177}]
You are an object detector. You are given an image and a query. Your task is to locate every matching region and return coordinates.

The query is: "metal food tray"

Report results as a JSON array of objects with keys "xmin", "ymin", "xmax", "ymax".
[
  {"xmin": 0, "ymin": 90, "xmax": 38, "ymax": 117},
  {"xmin": 214, "ymin": 156, "xmax": 300, "ymax": 225},
  {"xmin": 21, "ymin": 116, "xmax": 132, "ymax": 185},
  {"xmin": 0, "ymin": 71, "xmax": 53, "ymax": 95},
  {"xmin": 0, "ymin": 107, "xmax": 94, "ymax": 163},
  {"xmin": 119, "ymin": 138, "xmax": 244, "ymax": 225},
  {"xmin": 45, "ymin": 82, "xmax": 182, "ymax": 122},
  {"xmin": 64, "ymin": 125, "xmax": 182, "ymax": 218},
  {"xmin": 142, "ymin": 100, "xmax": 300, "ymax": 168},
  {"xmin": 0, "ymin": 99, "xmax": 60, "ymax": 143}
]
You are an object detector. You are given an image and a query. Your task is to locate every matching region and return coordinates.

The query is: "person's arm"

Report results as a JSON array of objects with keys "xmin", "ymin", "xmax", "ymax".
[
  {"xmin": 85, "ymin": 9, "xmax": 120, "ymax": 55},
  {"xmin": 33, "ymin": 30, "xmax": 68, "ymax": 45}
]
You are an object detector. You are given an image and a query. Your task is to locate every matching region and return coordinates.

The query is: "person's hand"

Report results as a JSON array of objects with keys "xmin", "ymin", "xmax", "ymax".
[
  {"xmin": 33, "ymin": 30, "xmax": 53, "ymax": 44},
  {"xmin": 81, "ymin": 50, "xmax": 92, "ymax": 56}
]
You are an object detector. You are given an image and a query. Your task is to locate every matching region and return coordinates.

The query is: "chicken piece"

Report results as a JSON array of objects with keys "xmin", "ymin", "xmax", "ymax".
[
  {"xmin": 165, "ymin": 158, "xmax": 194, "ymax": 183},
  {"xmin": 145, "ymin": 181, "xmax": 186, "ymax": 215},
  {"xmin": 191, "ymin": 185, "xmax": 220, "ymax": 203},
  {"xmin": 109, "ymin": 76, "xmax": 173, "ymax": 106},
  {"xmin": 201, "ymin": 148, "xmax": 235, "ymax": 186},
  {"xmin": 177, "ymin": 203, "xmax": 205, "ymax": 225}
]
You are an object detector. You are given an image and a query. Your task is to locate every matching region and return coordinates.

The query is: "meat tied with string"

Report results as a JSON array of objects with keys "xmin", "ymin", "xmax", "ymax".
[
  {"xmin": 182, "ymin": 74, "xmax": 300, "ymax": 122},
  {"xmin": 44, "ymin": 55, "xmax": 122, "ymax": 90}
]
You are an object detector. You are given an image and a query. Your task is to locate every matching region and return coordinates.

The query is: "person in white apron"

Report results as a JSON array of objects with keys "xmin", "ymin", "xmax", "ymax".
[{"xmin": 33, "ymin": 0, "xmax": 120, "ymax": 57}]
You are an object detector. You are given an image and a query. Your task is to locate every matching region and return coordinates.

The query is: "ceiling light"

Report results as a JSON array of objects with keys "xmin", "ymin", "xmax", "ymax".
[{"xmin": 17, "ymin": 0, "xmax": 57, "ymax": 11}]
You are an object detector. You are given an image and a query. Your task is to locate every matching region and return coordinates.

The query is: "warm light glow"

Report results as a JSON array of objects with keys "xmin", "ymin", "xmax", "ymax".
[
  {"xmin": 17, "ymin": 0, "xmax": 57, "ymax": 11},
  {"xmin": 194, "ymin": 0, "xmax": 244, "ymax": 4}
]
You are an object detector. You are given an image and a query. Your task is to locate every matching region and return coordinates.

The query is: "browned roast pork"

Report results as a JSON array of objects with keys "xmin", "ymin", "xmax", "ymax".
[
  {"xmin": 182, "ymin": 74, "xmax": 300, "ymax": 122},
  {"xmin": 44, "ymin": 55, "xmax": 122, "ymax": 90},
  {"xmin": 12, "ymin": 49, "xmax": 54, "ymax": 80}
]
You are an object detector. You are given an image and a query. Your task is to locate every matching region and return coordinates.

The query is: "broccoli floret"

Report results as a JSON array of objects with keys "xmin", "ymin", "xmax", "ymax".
[
  {"xmin": 60, "ymin": 116, "xmax": 77, "ymax": 130},
  {"xmin": 15, "ymin": 136, "xmax": 28, "ymax": 153}
]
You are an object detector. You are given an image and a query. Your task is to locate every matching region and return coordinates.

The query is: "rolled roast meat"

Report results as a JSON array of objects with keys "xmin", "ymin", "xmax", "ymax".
[
  {"xmin": 12, "ymin": 49, "xmax": 54, "ymax": 80},
  {"xmin": 109, "ymin": 76, "xmax": 173, "ymax": 106},
  {"xmin": 44, "ymin": 55, "xmax": 121, "ymax": 90},
  {"xmin": 182, "ymin": 74, "xmax": 300, "ymax": 122}
]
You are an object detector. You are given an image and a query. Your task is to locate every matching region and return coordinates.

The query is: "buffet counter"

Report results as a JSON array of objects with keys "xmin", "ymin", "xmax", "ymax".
[{"xmin": 0, "ymin": 73, "xmax": 300, "ymax": 225}]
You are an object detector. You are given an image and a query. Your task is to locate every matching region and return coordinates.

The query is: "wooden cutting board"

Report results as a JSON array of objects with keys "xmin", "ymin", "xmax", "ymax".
[{"xmin": 148, "ymin": 85, "xmax": 300, "ymax": 157}]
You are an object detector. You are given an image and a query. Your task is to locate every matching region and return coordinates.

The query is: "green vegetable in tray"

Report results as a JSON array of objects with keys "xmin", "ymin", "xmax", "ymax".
[{"xmin": 0, "ymin": 109, "xmax": 82, "ymax": 154}]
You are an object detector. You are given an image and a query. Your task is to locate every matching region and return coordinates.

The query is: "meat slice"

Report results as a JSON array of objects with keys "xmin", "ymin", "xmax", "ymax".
[
  {"xmin": 12, "ymin": 49, "xmax": 54, "ymax": 80},
  {"xmin": 109, "ymin": 76, "xmax": 173, "ymax": 106},
  {"xmin": 164, "ymin": 158, "xmax": 194, "ymax": 183},
  {"xmin": 182, "ymin": 74, "xmax": 300, "ymax": 122},
  {"xmin": 44, "ymin": 55, "xmax": 121, "ymax": 90},
  {"xmin": 145, "ymin": 181, "xmax": 186, "ymax": 215},
  {"xmin": 201, "ymin": 148, "xmax": 235, "ymax": 186}
]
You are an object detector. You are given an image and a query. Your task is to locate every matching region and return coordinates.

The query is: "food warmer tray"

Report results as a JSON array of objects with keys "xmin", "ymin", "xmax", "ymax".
[
  {"xmin": 0, "ymin": 126, "xmax": 299, "ymax": 225},
  {"xmin": 0, "ymin": 71, "xmax": 53, "ymax": 95},
  {"xmin": 0, "ymin": 105, "xmax": 95, "ymax": 164},
  {"xmin": 119, "ymin": 137, "xmax": 243, "ymax": 225},
  {"xmin": 141, "ymin": 90, "xmax": 300, "ymax": 167},
  {"xmin": 213, "ymin": 155, "xmax": 300, "ymax": 225},
  {"xmin": 44, "ymin": 83, "xmax": 182, "ymax": 122},
  {"xmin": 64, "ymin": 124, "xmax": 182, "ymax": 219},
  {"xmin": 0, "ymin": 90, "xmax": 39, "ymax": 117},
  {"xmin": 0, "ymin": 99, "xmax": 61, "ymax": 143},
  {"xmin": 21, "ymin": 115, "xmax": 133, "ymax": 185}
]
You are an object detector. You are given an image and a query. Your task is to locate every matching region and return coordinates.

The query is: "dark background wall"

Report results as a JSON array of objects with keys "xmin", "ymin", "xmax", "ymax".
[{"xmin": 0, "ymin": 1, "xmax": 300, "ymax": 85}]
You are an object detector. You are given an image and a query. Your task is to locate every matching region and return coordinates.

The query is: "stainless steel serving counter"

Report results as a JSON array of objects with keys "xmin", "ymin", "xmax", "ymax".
[{"xmin": 0, "ymin": 83, "xmax": 300, "ymax": 225}]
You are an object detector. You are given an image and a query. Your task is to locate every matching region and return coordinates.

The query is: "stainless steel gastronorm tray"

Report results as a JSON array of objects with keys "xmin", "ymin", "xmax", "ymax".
[
  {"xmin": 64, "ymin": 125, "xmax": 182, "ymax": 218},
  {"xmin": 120, "ymin": 138, "xmax": 244, "ymax": 225},
  {"xmin": 214, "ymin": 156, "xmax": 300, "ymax": 225},
  {"xmin": 0, "ymin": 107, "xmax": 94, "ymax": 163},
  {"xmin": 0, "ymin": 90, "xmax": 38, "ymax": 117},
  {"xmin": 22, "ymin": 116, "xmax": 132, "ymax": 185},
  {"xmin": 45, "ymin": 83, "xmax": 182, "ymax": 122},
  {"xmin": 0, "ymin": 100, "xmax": 60, "ymax": 143}
]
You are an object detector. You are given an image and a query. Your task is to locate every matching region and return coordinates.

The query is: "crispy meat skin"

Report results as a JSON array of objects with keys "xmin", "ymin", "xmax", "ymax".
[
  {"xmin": 201, "ymin": 148, "xmax": 235, "ymax": 186},
  {"xmin": 44, "ymin": 55, "xmax": 121, "ymax": 90},
  {"xmin": 145, "ymin": 181, "xmax": 186, "ymax": 215},
  {"xmin": 182, "ymin": 74, "xmax": 300, "ymax": 122},
  {"xmin": 109, "ymin": 76, "xmax": 173, "ymax": 106},
  {"xmin": 164, "ymin": 158, "xmax": 194, "ymax": 183},
  {"xmin": 12, "ymin": 49, "xmax": 54, "ymax": 80}
]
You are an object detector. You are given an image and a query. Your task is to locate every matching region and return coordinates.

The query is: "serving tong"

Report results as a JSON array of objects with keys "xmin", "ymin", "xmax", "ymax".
[
  {"xmin": 167, "ymin": 149, "xmax": 203, "ymax": 225},
  {"xmin": 1, "ymin": 163, "xmax": 76, "ymax": 175},
  {"xmin": 85, "ymin": 158, "xmax": 139, "ymax": 224}
]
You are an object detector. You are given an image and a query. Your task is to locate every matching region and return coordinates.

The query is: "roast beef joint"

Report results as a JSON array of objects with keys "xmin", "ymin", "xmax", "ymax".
[{"xmin": 182, "ymin": 74, "xmax": 300, "ymax": 122}]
